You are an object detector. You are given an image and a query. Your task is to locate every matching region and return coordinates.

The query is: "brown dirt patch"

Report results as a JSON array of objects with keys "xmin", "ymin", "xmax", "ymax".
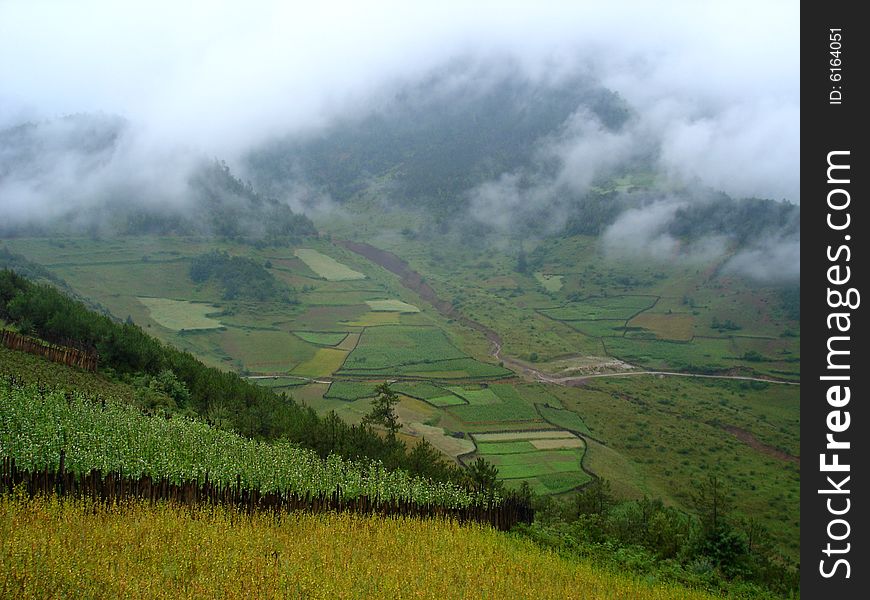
[{"xmin": 721, "ymin": 424, "xmax": 799, "ymax": 464}]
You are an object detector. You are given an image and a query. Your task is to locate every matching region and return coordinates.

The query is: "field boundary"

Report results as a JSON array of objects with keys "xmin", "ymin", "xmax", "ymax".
[
  {"xmin": 0, "ymin": 331, "xmax": 98, "ymax": 372},
  {"xmin": 1, "ymin": 455, "xmax": 533, "ymax": 531}
]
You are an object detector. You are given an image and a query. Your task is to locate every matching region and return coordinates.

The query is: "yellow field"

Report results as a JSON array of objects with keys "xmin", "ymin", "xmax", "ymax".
[
  {"xmin": 294, "ymin": 249, "xmax": 365, "ymax": 281},
  {"xmin": 0, "ymin": 496, "xmax": 718, "ymax": 600},
  {"xmin": 628, "ymin": 313, "xmax": 695, "ymax": 341},
  {"xmin": 291, "ymin": 348, "xmax": 349, "ymax": 377},
  {"xmin": 138, "ymin": 297, "xmax": 222, "ymax": 330}
]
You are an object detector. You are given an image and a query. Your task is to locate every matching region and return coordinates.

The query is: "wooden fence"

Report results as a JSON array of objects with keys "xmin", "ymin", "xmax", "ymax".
[
  {"xmin": 1, "ymin": 454, "xmax": 533, "ymax": 531},
  {"xmin": 0, "ymin": 330, "xmax": 98, "ymax": 372}
]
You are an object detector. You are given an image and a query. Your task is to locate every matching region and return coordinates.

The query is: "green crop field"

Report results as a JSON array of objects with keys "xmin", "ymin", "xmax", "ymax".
[
  {"xmin": 137, "ymin": 297, "xmax": 223, "ymax": 330},
  {"xmin": 425, "ymin": 394, "xmax": 467, "ymax": 407},
  {"xmin": 294, "ymin": 249, "xmax": 366, "ymax": 281},
  {"xmin": 449, "ymin": 384, "xmax": 539, "ymax": 423},
  {"xmin": 365, "ymin": 299, "xmax": 420, "ymax": 312},
  {"xmin": 0, "ymin": 379, "xmax": 490, "ymax": 509},
  {"xmin": 390, "ymin": 381, "xmax": 451, "ymax": 400},
  {"xmin": 293, "ymin": 331, "xmax": 349, "ymax": 346},
  {"xmin": 390, "ymin": 358, "xmax": 512, "ymax": 379},
  {"xmin": 447, "ymin": 386, "xmax": 501, "ymax": 405},
  {"xmin": 537, "ymin": 406, "xmax": 592, "ymax": 436},
  {"xmin": 324, "ymin": 381, "xmax": 380, "ymax": 401},
  {"xmin": 475, "ymin": 441, "xmax": 538, "ymax": 454},
  {"xmin": 341, "ymin": 326, "xmax": 466, "ymax": 371},
  {"xmin": 539, "ymin": 296, "xmax": 657, "ymax": 321}
]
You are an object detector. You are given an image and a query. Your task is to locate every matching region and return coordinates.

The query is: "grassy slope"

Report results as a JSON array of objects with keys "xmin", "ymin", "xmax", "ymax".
[
  {"xmin": 0, "ymin": 496, "xmax": 719, "ymax": 600},
  {"xmin": 556, "ymin": 376, "xmax": 800, "ymax": 560}
]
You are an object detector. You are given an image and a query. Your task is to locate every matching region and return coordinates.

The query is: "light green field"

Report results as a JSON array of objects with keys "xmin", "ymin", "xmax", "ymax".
[
  {"xmin": 137, "ymin": 297, "xmax": 222, "ymax": 330},
  {"xmin": 448, "ymin": 387, "xmax": 501, "ymax": 405},
  {"xmin": 534, "ymin": 272, "xmax": 564, "ymax": 292},
  {"xmin": 365, "ymin": 299, "xmax": 420, "ymax": 312},
  {"xmin": 294, "ymin": 249, "xmax": 365, "ymax": 281},
  {"xmin": 426, "ymin": 394, "xmax": 467, "ymax": 407}
]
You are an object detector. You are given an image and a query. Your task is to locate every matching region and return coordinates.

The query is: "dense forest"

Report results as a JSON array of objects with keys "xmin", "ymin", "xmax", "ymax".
[{"xmin": 188, "ymin": 250, "xmax": 292, "ymax": 302}]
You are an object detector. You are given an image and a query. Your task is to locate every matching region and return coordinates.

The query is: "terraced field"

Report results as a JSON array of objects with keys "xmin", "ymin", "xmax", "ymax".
[{"xmin": 469, "ymin": 429, "xmax": 590, "ymax": 495}]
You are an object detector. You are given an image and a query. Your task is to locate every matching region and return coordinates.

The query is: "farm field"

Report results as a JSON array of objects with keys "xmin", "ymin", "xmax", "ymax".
[
  {"xmin": 137, "ymin": 297, "xmax": 223, "ymax": 330},
  {"xmin": 469, "ymin": 428, "xmax": 590, "ymax": 495},
  {"xmin": 294, "ymin": 248, "xmax": 366, "ymax": 280},
  {"xmin": 1, "ymin": 497, "xmax": 720, "ymax": 600},
  {"xmin": 365, "ymin": 299, "xmax": 420, "ymax": 312}
]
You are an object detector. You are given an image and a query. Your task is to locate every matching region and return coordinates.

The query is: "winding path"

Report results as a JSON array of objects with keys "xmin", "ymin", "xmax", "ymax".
[{"xmin": 338, "ymin": 240, "xmax": 799, "ymax": 387}]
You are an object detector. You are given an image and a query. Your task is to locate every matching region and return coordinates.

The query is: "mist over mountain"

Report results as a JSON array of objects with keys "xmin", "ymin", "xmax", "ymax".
[{"xmin": 1, "ymin": 0, "xmax": 798, "ymax": 280}]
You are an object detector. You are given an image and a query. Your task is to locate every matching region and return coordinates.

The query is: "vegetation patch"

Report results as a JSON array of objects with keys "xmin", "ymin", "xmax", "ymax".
[
  {"xmin": 138, "ymin": 297, "xmax": 223, "ymax": 331},
  {"xmin": 365, "ymin": 299, "xmax": 420, "ymax": 312},
  {"xmin": 0, "ymin": 497, "xmax": 717, "ymax": 600},
  {"xmin": 509, "ymin": 471, "xmax": 592, "ymax": 494},
  {"xmin": 530, "ymin": 437, "xmax": 585, "ymax": 450},
  {"xmin": 291, "ymin": 348, "xmax": 349, "ymax": 378},
  {"xmin": 448, "ymin": 386, "xmax": 501, "ymax": 405},
  {"xmin": 216, "ymin": 328, "xmax": 316, "ymax": 374},
  {"xmin": 324, "ymin": 381, "xmax": 380, "ymax": 401},
  {"xmin": 475, "ymin": 441, "xmax": 538, "ymax": 455},
  {"xmin": 391, "ymin": 358, "xmax": 512, "ymax": 379},
  {"xmin": 342, "ymin": 311, "xmax": 402, "ymax": 326},
  {"xmin": 189, "ymin": 251, "xmax": 290, "ymax": 301},
  {"xmin": 533, "ymin": 272, "xmax": 564, "ymax": 292},
  {"xmin": 449, "ymin": 384, "xmax": 539, "ymax": 423},
  {"xmin": 537, "ymin": 406, "xmax": 592, "ymax": 436},
  {"xmin": 251, "ymin": 376, "xmax": 308, "ymax": 389},
  {"xmin": 293, "ymin": 331, "xmax": 348, "ymax": 346},
  {"xmin": 390, "ymin": 381, "xmax": 450, "ymax": 400},
  {"xmin": 629, "ymin": 312, "xmax": 695, "ymax": 341},
  {"xmin": 426, "ymin": 394, "xmax": 467, "ymax": 407},
  {"xmin": 564, "ymin": 319, "xmax": 627, "ymax": 338},
  {"xmin": 342, "ymin": 326, "xmax": 466, "ymax": 371},
  {"xmin": 480, "ymin": 448, "xmax": 584, "ymax": 479},
  {"xmin": 474, "ymin": 430, "xmax": 573, "ymax": 442},
  {"xmin": 540, "ymin": 296, "xmax": 656, "ymax": 321},
  {"xmin": 294, "ymin": 249, "xmax": 365, "ymax": 281}
]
